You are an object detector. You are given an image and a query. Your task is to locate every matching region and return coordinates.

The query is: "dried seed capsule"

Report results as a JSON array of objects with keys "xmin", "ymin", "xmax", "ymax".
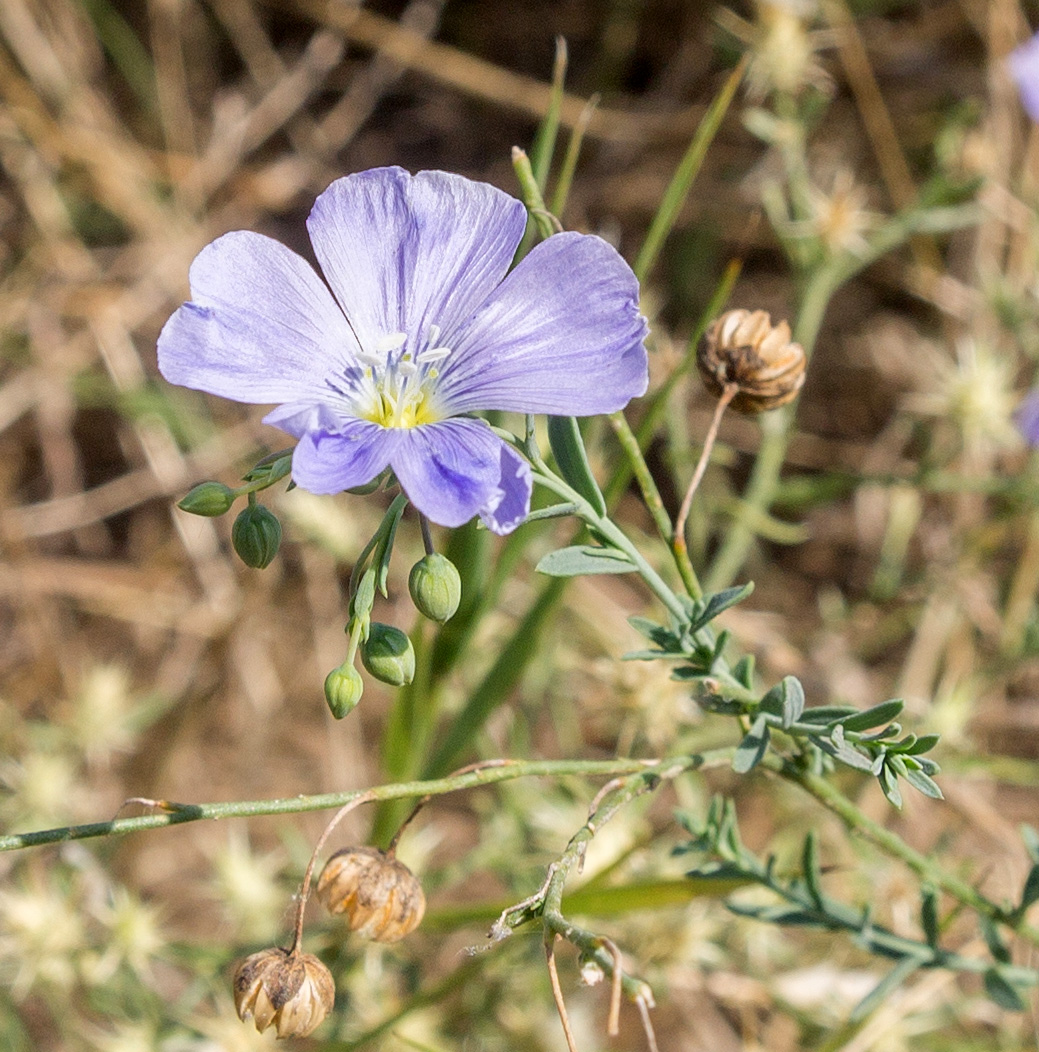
[
  {"xmin": 232, "ymin": 947, "xmax": 334, "ymax": 1039},
  {"xmin": 317, "ymin": 846, "xmax": 426, "ymax": 943},
  {"xmin": 698, "ymin": 309, "xmax": 806, "ymax": 414}
]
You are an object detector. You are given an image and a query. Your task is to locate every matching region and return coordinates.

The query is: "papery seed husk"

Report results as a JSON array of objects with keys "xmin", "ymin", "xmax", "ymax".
[
  {"xmin": 698, "ymin": 308, "xmax": 806, "ymax": 413},
  {"xmin": 317, "ymin": 846, "xmax": 426, "ymax": 943},
  {"xmin": 232, "ymin": 947, "xmax": 334, "ymax": 1038}
]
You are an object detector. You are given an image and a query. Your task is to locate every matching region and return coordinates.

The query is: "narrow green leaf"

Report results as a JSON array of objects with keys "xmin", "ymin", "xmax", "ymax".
[
  {"xmin": 733, "ymin": 654, "xmax": 755, "ymax": 689},
  {"xmin": 799, "ymin": 705, "xmax": 859, "ymax": 724},
  {"xmin": 536, "ymin": 545, "xmax": 635, "ymax": 577},
  {"xmin": 521, "ymin": 502, "xmax": 580, "ymax": 523},
  {"xmin": 983, "ymin": 968, "xmax": 1026, "ymax": 1011},
  {"xmin": 837, "ymin": 699, "xmax": 905, "ymax": 733},
  {"xmin": 529, "ymin": 37, "xmax": 567, "ymax": 191},
  {"xmin": 782, "ymin": 676, "xmax": 805, "ymax": 728},
  {"xmin": 802, "ymin": 831, "xmax": 823, "ymax": 908},
  {"xmin": 920, "ymin": 887, "xmax": 939, "ymax": 948},
  {"xmin": 902, "ymin": 733, "xmax": 940, "ymax": 755},
  {"xmin": 902, "ymin": 766, "xmax": 943, "ymax": 800},
  {"xmin": 689, "ymin": 582, "xmax": 755, "ymax": 633},
  {"xmin": 1020, "ymin": 864, "xmax": 1039, "ymax": 912},
  {"xmin": 759, "ymin": 682, "xmax": 785, "ymax": 718},
  {"xmin": 548, "ymin": 415, "xmax": 607, "ymax": 516},
  {"xmin": 851, "ymin": 955, "xmax": 926, "ymax": 1022},
  {"xmin": 979, "ymin": 914, "xmax": 1011, "ymax": 964},
  {"xmin": 733, "ymin": 715, "xmax": 770, "ymax": 774},
  {"xmin": 879, "ymin": 761, "xmax": 903, "ymax": 809}
]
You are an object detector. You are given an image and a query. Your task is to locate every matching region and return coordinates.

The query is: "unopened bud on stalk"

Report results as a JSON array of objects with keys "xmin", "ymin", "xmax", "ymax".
[
  {"xmin": 698, "ymin": 309, "xmax": 806, "ymax": 413},
  {"xmin": 408, "ymin": 553, "xmax": 462, "ymax": 623},
  {"xmin": 324, "ymin": 663, "xmax": 363, "ymax": 718},
  {"xmin": 232, "ymin": 947, "xmax": 334, "ymax": 1038},
  {"xmin": 360, "ymin": 624, "xmax": 415, "ymax": 686},
  {"xmin": 317, "ymin": 846, "xmax": 426, "ymax": 942},
  {"xmin": 178, "ymin": 481, "xmax": 236, "ymax": 517},
  {"xmin": 231, "ymin": 502, "xmax": 282, "ymax": 568}
]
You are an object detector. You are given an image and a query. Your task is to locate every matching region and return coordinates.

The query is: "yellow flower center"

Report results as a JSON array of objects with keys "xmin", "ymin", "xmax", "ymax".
[{"xmin": 355, "ymin": 328, "xmax": 450, "ymax": 429}]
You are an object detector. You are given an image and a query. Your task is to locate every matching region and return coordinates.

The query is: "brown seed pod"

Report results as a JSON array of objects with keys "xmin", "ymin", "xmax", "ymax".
[
  {"xmin": 698, "ymin": 309, "xmax": 806, "ymax": 414},
  {"xmin": 316, "ymin": 846, "xmax": 426, "ymax": 943},
  {"xmin": 232, "ymin": 946, "xmax": 335, "ymax": 1038}
]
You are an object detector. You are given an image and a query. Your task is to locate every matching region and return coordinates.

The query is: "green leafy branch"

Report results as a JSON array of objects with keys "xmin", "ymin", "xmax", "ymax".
[{"xmin": 677, "ymin": 798, "xmax": 1039, "ymax": 1017}]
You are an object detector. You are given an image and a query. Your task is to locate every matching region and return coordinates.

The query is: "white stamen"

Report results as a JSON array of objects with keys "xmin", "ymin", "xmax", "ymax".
[
  {"xmin": 417, "ymin": 347, "xmax": 451, "ymax": 362},
  {"xmin": 375, "ymin": 332, "xmax": 407, "ymax": 354}
]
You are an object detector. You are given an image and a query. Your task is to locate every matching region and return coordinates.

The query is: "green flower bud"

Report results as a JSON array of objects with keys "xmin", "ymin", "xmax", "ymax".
[
  {"xmin": 231, "ymin": 503, "xmax": 282, "ymax": 569},
  {"xmin": 360, "ymin": 623, "xmax": 415, "ymax": 686},
  {"xmin": 408, "ymin": 553, "xmax": 462, "ymax": 623},
  {"xmin": 324, "ymin": 663, "xmax": 363, "ymax": 718},
  {"xmin": 178, "ymin": 481, "xmax": 236, "ymax": 517}
]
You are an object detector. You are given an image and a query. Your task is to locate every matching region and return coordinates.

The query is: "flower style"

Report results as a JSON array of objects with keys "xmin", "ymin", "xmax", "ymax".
[
  {"xmin": 158, "ymin": 167, "xmax": 648, "ymax": 533},
  {"xmin": 1009, "ymin": 31, "xmax": 1039, "ymax": 123}
]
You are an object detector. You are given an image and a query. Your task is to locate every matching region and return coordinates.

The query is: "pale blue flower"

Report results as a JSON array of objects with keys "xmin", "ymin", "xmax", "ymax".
[
  {"xmin": 1010, "ymin": 31, "xmax": 1039, "ymax": 122},
  {"xmin": 159, "ymin": 167, "xmax": 648, "ymax": 533}
]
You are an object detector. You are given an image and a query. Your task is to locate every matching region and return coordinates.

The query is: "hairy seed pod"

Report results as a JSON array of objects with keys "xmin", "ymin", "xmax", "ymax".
[
  {"xmin": 698, "ymin": 309, "xmax": 806, "ymax": 413},
  {"xmin": 232, "ymin": 947, "xmax": 334, "ymax": 1038},
  {"xmin": 317, "ymin": 846, "xmax": 426, "ymax": 943}
]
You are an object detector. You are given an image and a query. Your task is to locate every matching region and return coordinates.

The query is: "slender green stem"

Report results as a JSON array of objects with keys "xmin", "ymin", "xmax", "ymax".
[
  {"xmin": 606, "ymin": 411, "xmax": 674, "ymax": 548},
  {"xmin": 0, "ymin": 758, "xmax": 664, "ymax": 854}
]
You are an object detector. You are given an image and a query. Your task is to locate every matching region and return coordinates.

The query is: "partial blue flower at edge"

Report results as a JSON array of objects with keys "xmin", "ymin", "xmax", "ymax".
[
  {"xmin": 158, "ymin": 167, "xmax": 648, "ymax": 534},
  {"xmin": 1009, "ymin": 31, "xmax": 1039, "ymax": 123},
  {"xmin": 1017, "ymin": 388, "xmax": 1039, "ymax": 446}
]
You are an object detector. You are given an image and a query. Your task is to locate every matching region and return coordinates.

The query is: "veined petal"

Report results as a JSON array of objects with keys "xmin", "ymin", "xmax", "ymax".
[
  {"xmin": 158, "ymin": 231, "xmax": 357, "ymax": 405},
  {"xmin": 306, "ymin": 167, "xmax": 526, "ymax": 354},
  {"xmin": 389, "ymin": 418, "xmax": 506, "ymax": 528},
  {"xmin": 479, "ymin": 442, "xmax": 532, "ymax": 535},
  {"xmin": 435, "ymin": 232, "xmax": 648, "ymax": 416},
  {"xmin": 290, "ymin": 418, "xmax": 400, "ymax": 495}
]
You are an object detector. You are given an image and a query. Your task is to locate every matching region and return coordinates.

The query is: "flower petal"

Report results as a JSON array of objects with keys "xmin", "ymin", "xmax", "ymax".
[
  {"xmin": 289, "ymin": 418, "xmax": 400, "ymax": 495},
  {"xmin": 435, "ymin": 232, "xmax": 648, "ymax": 416},
  {"xmin": 1017, "ymin": 388, "xmax": 1039, "ymax": 447},
  {"xmin": 479, "ymin": 442, "xmax": 532, "ymax": 535},
  {"xmin": 306, "ymin": 167, "xmax": 526, "ymax": 354},
  {"xmin": 1010, "ymin": 32, "xmax": 1039, "ymax": 122},
  {"xmin": 158, "ymin": 231, "xmax": 357, "ymax": 405},
  {"xmin": 389, "ymin": 418, "xmax": 507, "ymax": 528}
]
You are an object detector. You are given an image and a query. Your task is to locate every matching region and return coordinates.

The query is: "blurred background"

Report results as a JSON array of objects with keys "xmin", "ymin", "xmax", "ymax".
[{"xmin": 1, "ymin": 0, "xmax": 1039, "ymax": 1049}]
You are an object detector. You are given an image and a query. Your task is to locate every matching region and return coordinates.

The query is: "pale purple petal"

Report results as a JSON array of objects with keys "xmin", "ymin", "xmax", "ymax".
[
  {"xmin": 1010, "ymin": 32, "xmax": 1039, "ymax": 122},
  {"xmin": 435, "ymin": 232, "xmax": 648, "ymax": 416},
  {"xmin": 290, "ymin": 418, "xmax": 400, "ymax": 495},
  {"xmin": 157, "ymin": 231, "xmax": 357, "ymax": 405},
  {"xmin": 389, "ymin": 418, "xmax": 507, "ymax": 528},
  {"xmin": 479, "ymin": 442, "xmax": 532, "ymax": 535},
  {"xmin": 306, "ymin": 167, "xmax": 526, "ymax": 354},
  {"xmin": 1017, "ymin": 388, "xmax": 1039, "ymax": 446}
]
